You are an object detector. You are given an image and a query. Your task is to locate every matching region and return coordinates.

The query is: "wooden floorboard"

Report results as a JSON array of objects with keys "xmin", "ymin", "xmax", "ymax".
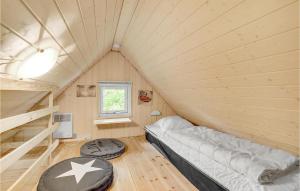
[{"xmin": 1, "ymin": 136, "xmax": 198, "ymax": 191}]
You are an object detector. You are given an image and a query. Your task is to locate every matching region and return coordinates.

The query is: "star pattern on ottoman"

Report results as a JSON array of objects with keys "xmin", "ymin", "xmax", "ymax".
[{"xmin": 56, "ymin": 159, "xmax": 103, "ymax": 183}]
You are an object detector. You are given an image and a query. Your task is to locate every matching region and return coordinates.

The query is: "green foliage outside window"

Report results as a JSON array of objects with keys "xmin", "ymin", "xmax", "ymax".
[{"xmin": 103, "ymin": 88, "xmax": 125, "ymax": 112}]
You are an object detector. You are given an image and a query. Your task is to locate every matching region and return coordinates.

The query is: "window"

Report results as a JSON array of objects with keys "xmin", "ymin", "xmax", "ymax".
[{"xmin": 99, "ymin": 82, "xmax": 131, "ymax": 117}]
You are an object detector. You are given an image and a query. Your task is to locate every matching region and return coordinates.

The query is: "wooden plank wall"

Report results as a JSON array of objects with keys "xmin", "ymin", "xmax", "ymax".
[
  {"xmin": 1, "ymin": 0, "xmax": 298, "ymax": 154},
  {"xmin": 120, "ymin": 0, "xmax": 299, "ymax": 154},
  {"xmin": 56, "ymin": 52, "xmax": 175, "ymax": 139}
]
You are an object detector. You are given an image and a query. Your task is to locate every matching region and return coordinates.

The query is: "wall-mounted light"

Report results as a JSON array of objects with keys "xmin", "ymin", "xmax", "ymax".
[
  {"xmin": 17, "ymin": 48, "xmax": 59, "ymax": 78},
  {"xmin": 149, "ymin": 110, "xmax": 161, "ymax": 123},
  {"xmin": 150, "ymin": 110, "xmax": 161, "ymax": 116}
]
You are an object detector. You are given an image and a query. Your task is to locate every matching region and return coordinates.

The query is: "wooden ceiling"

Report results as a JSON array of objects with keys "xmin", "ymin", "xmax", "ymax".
[
  {"xmin": 1, "ymin": 0, "xmax": 299, "ymax": 153},
  {"xmin": 119, "ymin": 0, "xmax": 299, "ymax": 153},
  {"xmin": 1, "ymin": 0, "xmax": 127, "ymax": 87}
]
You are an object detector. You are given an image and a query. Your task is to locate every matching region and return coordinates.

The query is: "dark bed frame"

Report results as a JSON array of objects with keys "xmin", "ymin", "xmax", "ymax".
[{"xmin": 145, "ymin": 131, "xmax": 228, "ymax": 191}]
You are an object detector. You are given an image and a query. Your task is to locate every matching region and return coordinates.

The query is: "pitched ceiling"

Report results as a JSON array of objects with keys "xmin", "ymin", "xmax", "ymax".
[
  {"xmin": 119, "ymin": 0, "xmax": 299, "ymax": 153},
  {"xmin": 1, "ymin": 0, "xmax": 127, "ymax": 88},
  {"xmin": 1, "ymin": 0, "xmax": 132, "ymax": 117},
  {"xmin": 1, "ymin": 0, "xmax": 299, "ymax": 153}
]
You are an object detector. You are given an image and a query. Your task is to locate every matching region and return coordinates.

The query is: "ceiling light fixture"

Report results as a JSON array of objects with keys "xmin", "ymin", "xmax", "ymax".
[{"xmin": 17, "ymin": 48, "xmax": 59, "ymax": 78}]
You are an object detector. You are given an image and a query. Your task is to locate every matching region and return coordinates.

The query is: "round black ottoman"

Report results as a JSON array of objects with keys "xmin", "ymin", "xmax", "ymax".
[
  {"xmin": 80, "ymin": 139, "xmax": 125, "ymax": 160},
  {"xmin": 37, "ymin": 157, "xmax": 113, "ymax": 191}
]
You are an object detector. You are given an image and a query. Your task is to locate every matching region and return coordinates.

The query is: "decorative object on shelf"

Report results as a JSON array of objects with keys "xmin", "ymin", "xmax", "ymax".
[
  {"xmin": 76, "ymin": 85, "xmax": 96, "ymax": 97},
  {"xmin": 138, "ymin": 90, "xmax": 153, "ymax": 104}
]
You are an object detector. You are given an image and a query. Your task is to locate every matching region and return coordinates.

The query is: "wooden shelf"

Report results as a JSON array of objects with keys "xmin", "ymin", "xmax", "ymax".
[{"xmin": 94, "ymin": 118, "xmax": 132, "ymax": 125}]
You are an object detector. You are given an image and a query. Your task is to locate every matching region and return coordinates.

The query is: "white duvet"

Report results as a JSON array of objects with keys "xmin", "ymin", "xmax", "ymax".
[{"xmin": 146, "ymin": 116, "xmax": 300, "ymax": 191}]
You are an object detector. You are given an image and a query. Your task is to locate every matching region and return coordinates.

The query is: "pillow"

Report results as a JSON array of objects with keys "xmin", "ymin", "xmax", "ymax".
[{"xmin": 152, "ymin": 115, "xmax": 193, "ymax": 134}]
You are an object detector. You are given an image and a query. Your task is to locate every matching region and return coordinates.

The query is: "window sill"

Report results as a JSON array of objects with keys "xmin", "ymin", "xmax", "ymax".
[
  {"xmin": 94, "ymin": 118, "xmax": 132, "ymax": 125},
  {"xmin": 99, "ymin": 113, "xmax": 131, "ymax": 118}
]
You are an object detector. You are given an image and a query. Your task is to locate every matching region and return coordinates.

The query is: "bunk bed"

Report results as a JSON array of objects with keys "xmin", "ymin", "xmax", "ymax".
[{"xmin": 145, "ymin": 116, "xmax": 300, "ymax": 191}]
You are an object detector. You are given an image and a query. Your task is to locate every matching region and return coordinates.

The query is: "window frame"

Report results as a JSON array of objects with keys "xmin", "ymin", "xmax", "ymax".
[{"xmin": 98, "ymin": 81, "xmax": 132, "ymax": 118}]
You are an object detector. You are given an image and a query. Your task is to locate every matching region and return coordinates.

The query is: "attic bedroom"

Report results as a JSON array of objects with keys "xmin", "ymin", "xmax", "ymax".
[{"xmin": 0, "ymin": 0, "xmax": 299, "ymax": 191}]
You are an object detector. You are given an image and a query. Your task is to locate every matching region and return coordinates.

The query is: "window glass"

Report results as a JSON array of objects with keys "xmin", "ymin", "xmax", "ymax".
[
  {"xmin": 103, "ymin": 88, "xmax": 126, "ymax": 113},
  {"xmin": 99, "ymin": 82, "xmax": 131, "ymax": 117}
]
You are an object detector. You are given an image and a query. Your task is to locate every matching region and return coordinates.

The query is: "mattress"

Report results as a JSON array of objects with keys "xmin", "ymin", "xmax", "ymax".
[
  {"xmin": 145, "ymin": 124, "xmax": 300, "ymax": 191},
  {"xmin": 146, "ymin": 131, "xmax": 227, "ymax": 191}
]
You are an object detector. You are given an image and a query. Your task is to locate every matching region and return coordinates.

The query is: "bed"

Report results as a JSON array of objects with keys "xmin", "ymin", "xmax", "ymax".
[{"xmin": 145, "ymin": 116, "xmax": 300, "ymax": 191}]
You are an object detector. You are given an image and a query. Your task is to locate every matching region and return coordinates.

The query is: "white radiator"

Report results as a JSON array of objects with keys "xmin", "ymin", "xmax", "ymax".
[{"xmin": 53, "ymin": 113, "xmax": 73, "ymax": 139}]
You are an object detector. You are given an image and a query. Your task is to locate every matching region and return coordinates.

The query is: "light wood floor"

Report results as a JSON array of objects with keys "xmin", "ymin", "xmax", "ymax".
[{"xmin": 4, "ymin": 136, "xmax": 198, "ymax": 191}]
